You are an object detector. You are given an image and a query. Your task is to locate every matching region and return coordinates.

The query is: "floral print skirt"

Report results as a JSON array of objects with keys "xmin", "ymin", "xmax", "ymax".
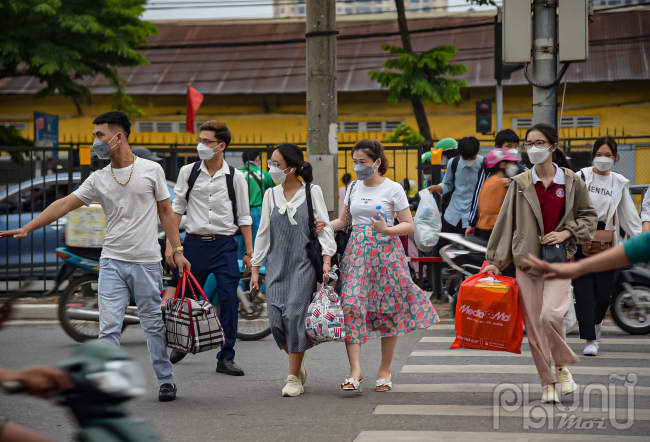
[{"xmin": 339, "ymin": 225, "xmax": 439, "ymax": 344}]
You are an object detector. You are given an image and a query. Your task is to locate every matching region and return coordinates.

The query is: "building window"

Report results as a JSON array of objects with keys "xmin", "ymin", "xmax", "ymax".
[
  {"xmin": 135, "ymin": 121, "xmax": 187, "ymax": 133},
  {"xmin": 423, "ymin": 6, "xmax": 430, "ymax": 11},
  {"xmin": 375, "ymin": 0, "xmax": 382, "ymax": 3},
  {"xmin": 339, "ymin": 121, "xmax": 403, "ymax": 133},
  {"xmin": 412, "ymin": 0, "xmax": 420, "ymax": 3},
  {"xmin": 298, "ymin": 6, "xmax": 305, "ymax": 14},
  {"xmin": 357, "ymin": 6, "xmax": 371, "ymax": 13},
  {"xmin": 0, "ymin": 122, "xmax": 29, "ymax": 130},
  {"xmin": 512, "ymin": 116, "xmax": 600, "ymax": 130},
  {"xmin": 345, "ymin": 7, "xmax": 353, "ymax": 14}
]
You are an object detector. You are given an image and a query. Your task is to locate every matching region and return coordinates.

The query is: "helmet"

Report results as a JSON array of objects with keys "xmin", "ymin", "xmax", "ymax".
[
  {"xmin": 436, "ymin": 138, "xmax": 458, "ymax": 151},
  {"xmin": 131, "ymin": 147, "xmax": 162, "ymax": 162},
  {"xmin": 421, "ymin": 151, "xmax": 431, "ymax": 164}
]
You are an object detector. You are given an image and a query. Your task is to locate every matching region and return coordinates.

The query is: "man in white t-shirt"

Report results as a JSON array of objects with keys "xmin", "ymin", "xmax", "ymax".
[{"xmin": 0, "ymin": 112, "xmax": 190, "ymax": 402}]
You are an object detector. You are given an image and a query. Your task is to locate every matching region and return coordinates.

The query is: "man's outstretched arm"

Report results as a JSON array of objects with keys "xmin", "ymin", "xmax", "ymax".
[{"xmin": 0, "ymin": 194, "xmax": 85, "ymax": 239}]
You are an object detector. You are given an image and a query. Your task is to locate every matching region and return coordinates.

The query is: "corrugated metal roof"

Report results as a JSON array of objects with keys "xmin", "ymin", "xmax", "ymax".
[{"xmin": 1, "ymin": 10, "xmax": 648, "ymax": 95}]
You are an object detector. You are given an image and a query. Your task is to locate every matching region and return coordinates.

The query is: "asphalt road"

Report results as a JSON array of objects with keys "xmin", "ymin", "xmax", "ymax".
[{"xmin": 1, "ymin": 322, "xmax": 649, "ymax": 442}]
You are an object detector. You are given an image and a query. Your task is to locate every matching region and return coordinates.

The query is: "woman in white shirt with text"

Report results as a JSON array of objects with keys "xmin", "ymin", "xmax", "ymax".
[
  {"xmin": 576, "ymin": 136, "xmax": 641, "ymax": 356},
  {"xmin": 330, "ymin": 140, "xmax": 439, "ymax": 393},
  {"xmin": 250, "ymin": 143, "xmax": 336, "ymax": 397}
]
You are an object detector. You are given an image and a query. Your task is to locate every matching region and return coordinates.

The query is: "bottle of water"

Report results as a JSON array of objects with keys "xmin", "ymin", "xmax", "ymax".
[{"xmin": 376, "ymin": 205, "xmax": 387, "ymax": 222}]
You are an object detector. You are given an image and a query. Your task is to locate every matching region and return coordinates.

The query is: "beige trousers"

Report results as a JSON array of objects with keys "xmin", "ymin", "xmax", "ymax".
[{"xmin": 515, "ymin": 269, "xmax": 580, "ymax": 386}]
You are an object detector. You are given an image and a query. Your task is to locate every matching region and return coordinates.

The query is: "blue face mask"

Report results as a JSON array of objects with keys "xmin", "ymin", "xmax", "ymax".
[{"xmin": 92, "ymin": 133, "xmax": 119, "ymax": 160}]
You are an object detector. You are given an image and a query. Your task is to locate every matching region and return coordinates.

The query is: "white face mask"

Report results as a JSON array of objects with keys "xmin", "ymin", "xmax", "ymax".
[
  {"xmin": 505, "ymin": 164, "xmax": 519, "ymax": 177},
  {"xmin": 462, "ymin": 158, "xmax": 476, "ymax": 168},
  {"xmin": 269, "ymin": 165, "xmax": 293, "ymax": 183},
  {"xmin": 197, "ymin": 143, "xmax": 221, "ymax": 160},
  {"xmin": 593, "ymin": 157, "xmax": 614, "ymax": 172},
  {"xmin": 423, "ymin": 173, "xmax": 432, "ymax": 181},
  {"xmin": 527, "ymin": 146, "xmax": 551, "ymax": 165}
]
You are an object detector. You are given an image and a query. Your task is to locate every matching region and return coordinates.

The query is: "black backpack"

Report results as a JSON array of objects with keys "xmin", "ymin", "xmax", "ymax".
[{"xmin": 185, "ymin": 161, "xmax": 241, "ymax": 236}]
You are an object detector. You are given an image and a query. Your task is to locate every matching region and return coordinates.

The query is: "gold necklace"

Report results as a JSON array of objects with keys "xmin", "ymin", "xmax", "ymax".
[{"xmin": 111, "ymin": 155, "xmax": 137, "ymax": 186}]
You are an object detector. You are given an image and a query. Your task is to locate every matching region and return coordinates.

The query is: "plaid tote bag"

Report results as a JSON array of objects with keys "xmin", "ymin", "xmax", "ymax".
[{"xmin": 165, "ymin": 270, "xmax": 225, "ymax": 354}]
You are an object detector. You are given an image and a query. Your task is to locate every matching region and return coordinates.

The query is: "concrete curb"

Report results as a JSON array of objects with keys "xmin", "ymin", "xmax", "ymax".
[{"xmin": 11, "ymin": 304, "xmax": 58, "ymax": 320}]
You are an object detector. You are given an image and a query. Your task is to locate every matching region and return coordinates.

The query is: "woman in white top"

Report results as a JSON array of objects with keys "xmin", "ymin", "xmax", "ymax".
[
  {"xmin": 576, "ymin": 136, "xmax": 642, "ymax": 356},
  {"xmin": 250, "ymin": 143, "xmax": 336, "ymax": 397},
  {"xmin": 330, "ymin": 140, "xmax": 439, "ymax": 393}
]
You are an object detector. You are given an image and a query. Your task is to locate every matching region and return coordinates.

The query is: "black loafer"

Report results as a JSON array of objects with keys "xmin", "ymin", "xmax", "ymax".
[
  {"xmin": 216, "ymin": 358, "xmax": 245, "ymax": 376},
  {"xmin": 158, "ymin": 383, "xmax": 177, "ymax": 402},
  {"xmin": 169, "ymin": 350, "xmax": 187, "ymax": 364}
]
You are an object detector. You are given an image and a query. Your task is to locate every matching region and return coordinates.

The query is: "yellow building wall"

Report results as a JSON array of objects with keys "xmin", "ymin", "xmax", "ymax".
[{"xmin": 1, "ymin": 81, "xmax": 649, "ymax": 185}]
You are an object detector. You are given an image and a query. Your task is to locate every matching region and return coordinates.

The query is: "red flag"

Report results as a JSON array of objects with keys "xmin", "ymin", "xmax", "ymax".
[{"xmin": 186, "ymin": 86, "xmax": 204, "ymax": 134}]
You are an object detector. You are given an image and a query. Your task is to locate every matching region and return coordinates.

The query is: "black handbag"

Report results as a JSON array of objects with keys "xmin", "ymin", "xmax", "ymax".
[
  {"xmin": 335, "ymin": 180, "xmax": 358, "ymax": 255},
  {"xmin": 537, "ymin": 223, "xmax": 567, "ymax": 264},
  {"xmin": 305, "ymin": 183, "xmax": 324, "ymax": 283}
]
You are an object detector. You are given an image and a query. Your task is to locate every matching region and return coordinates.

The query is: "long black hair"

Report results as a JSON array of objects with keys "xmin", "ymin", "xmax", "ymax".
[
  {"xmin": 592, "ymin": 135, "xmax": 618, "ymax": 161},
  {"xmin": 275, "ymin": 143, "xmax": 313, "ymax": 183},
  {"xmin": 525, "ymin": 123, "xmax": 570, "ymax": 169}
]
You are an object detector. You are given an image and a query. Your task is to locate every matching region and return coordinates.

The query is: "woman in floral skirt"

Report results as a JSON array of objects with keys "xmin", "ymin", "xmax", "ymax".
[{"xmin": 330, "ymin": 140, "xmax": 439, "ymax": 393}]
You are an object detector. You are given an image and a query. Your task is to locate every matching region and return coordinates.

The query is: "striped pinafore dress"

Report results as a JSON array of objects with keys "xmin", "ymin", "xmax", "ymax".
[{"xmin": 265, "ymin": 186, "xmax": 317, "ymax": 353}]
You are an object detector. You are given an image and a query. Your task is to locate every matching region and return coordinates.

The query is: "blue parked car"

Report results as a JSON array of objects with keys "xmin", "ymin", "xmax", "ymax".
[{"xmin": 0, "ymin": 173, "xmax": 178, "ymax": 279}]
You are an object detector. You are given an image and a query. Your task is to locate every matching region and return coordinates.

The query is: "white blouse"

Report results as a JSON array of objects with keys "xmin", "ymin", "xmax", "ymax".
[{"xmin": 251, "ymin": 183, "xmax": 336, "ymax": 267}]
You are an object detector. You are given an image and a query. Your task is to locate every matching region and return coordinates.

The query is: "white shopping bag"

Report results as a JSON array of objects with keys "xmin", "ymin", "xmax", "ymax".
[{"xmin": 413, "ymin": 189, "xmax": 442, "ymax": 252}]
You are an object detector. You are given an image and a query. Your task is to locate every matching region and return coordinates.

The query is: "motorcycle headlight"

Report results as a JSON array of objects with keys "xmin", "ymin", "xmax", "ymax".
[{"xmin": 86, "ymin": 360, "xmax": 147, "ymax": 397}]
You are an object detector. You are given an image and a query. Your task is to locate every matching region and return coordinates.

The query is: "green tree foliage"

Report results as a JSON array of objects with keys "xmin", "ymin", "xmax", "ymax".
[
  {"xmin": 384, "ymin": 123, "xmax": 425, "ymax": 146},
  {"xmin": 0, "ymin": 0, "xmax": 158, "ymax": 116},
  {"xmin": 0, "ymin": 126, "xmax": 32, "ymax": 164},
  {"xmin": 369, "ymin": 45, "xmax": 469, "ymax": 107}
]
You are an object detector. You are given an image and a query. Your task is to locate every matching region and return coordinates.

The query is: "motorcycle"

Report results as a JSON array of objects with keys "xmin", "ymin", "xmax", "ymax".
[
  {"xmin": 51, "ymin": 246, "xmax": 271, "ymax": 342},
  {"xmin": 610, "ymin": 266, "xmax": 650, "ymax": 335},
  {"xmin": 2, "ymin": 341, "xmax": 160, "ymax": 442},
  {"xmin": 437, "ymin": 232, "xmax": 488, "ymax": 317}
]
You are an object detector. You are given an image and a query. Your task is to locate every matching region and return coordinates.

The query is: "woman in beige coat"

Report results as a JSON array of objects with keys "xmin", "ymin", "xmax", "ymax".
[{"xmin": 482, "ymin": 124, "xmax": 597, "ymax": 403}]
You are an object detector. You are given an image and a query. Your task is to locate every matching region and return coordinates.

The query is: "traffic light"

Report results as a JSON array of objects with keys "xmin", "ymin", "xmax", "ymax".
[{"xmin": 476, "ymin": 100, "xmax": 492, "ymax": 135}]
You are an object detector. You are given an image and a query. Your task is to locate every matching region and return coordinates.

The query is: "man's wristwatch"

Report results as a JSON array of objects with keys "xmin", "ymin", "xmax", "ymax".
[
  {"xmin": 244, "ymin": 252, "xmax": 253, "ymax": 258},
  {"xmin": 172, "ymin": 246, "xmax": 184, "ymax": 254}
]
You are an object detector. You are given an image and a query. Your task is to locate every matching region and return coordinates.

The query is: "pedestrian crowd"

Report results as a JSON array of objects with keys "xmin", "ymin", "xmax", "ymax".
[{"xmin": 1, "ymin": 110, "xmax": 650, "ymax": 437}]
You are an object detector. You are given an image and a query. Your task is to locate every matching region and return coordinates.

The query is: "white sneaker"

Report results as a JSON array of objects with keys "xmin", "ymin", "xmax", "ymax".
[
  {"xmin": 583, "ymin": 340, "xmax": 599, "ymax": 356},
  {"xmin": 282, "ymin": 375, "xmax": 304, "ymax": 397},
  {"xmin": 556, "ymin": 367, "xmax": 577, "ymax": 395},
  {"xmin": 299, "ymin": 358, "xmax": 307, "ymax": 385},
  {"xmin": 595, "ymin": 321, "xmax": 603, "ymax": 342},
  {"xmin": 542, "ymin": 384, "xmax": 559, "ymax": 403}
]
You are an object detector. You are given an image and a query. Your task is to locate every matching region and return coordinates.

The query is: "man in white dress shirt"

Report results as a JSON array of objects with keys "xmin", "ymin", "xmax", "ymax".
[{"xmin": 166, "ymin": 121, "xmax": 253, "ymax": 375}]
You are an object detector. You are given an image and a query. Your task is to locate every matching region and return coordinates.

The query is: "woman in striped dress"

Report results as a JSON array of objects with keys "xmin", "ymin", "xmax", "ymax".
[
  {"xmin": 250, "ymin": 143, "xmax": 336, "ymax": 397},
  {"xmin": 330, "ymin": 140, "xmax": 439, "ymax": 393}
]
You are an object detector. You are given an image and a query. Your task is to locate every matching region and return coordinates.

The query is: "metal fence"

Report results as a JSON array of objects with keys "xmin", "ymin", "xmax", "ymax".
[{"xmin": 2, "ymin": 136, "xmax": 649, "ymax": 291}]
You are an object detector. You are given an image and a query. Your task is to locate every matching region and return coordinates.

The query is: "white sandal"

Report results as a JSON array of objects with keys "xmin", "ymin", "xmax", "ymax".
[
  {"xmin": 341, "ymin": 378, "xmax": 363, "ymax": 393},
  {"xmin": 375, "ymin": 378, "xmax": 393, "ymax": 392}
]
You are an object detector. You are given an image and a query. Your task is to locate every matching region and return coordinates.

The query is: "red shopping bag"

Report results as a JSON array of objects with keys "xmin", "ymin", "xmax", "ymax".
[{"xmin": 450, "ymin": 272, "xmax": 523, "ymax": 354}]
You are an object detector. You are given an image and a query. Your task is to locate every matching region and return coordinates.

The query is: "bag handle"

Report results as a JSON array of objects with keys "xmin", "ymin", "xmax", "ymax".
[
  {"xmin": 344, "ymin": 180, "xmax": 358, "ymax": 230},
  {"xmin": 174, "ymin": 270, "xmax": 211, "ymax": 318},
  {"xmin": 305, "ymin": 183, "xmax": 317, "ymax": 241}
]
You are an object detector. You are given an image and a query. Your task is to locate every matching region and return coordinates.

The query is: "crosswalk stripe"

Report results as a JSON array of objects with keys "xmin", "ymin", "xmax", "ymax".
[
  {"xmin": 428, "ymin": 324, "xmax": 622, "ymax": 332},
  {"xmin": 410, "ymin": 350, "xmax": 650, "ymax": 360},
  {"xmin": 400, "ymin": 365, "xmax": 650, "ymax": 376},
  {"xmin": 388, "ymin": 383, "xmax": 650, "ymax": 395},
  {"xmin": 354, "ymin": 431, "xmax": 650, "ymax": 442},
  {"xmin": 420, "ymin": 336, "xmax": 650, "ymax": 345},
  {"xmin": 373, "ymin": 404, "xmax": 650, "ymax": 420}
]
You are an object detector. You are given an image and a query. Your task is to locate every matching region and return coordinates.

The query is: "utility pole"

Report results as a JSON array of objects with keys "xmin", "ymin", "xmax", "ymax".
[
  {"xmin": 532, "ymin": 0, "xmax": 557, "ymax": 127},
  {"xmin": 306, "ymin": 0, "xmax": 338, "ymax": 217}
]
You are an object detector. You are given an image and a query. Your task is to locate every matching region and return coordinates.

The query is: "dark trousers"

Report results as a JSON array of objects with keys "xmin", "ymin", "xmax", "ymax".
[
  {"xmin": 572, "ymin": 247, "xmax": 614, "ymax": 341},
  {"xmin": 181, "ymin": 236, "xmax": 241, "ymax": 360}
]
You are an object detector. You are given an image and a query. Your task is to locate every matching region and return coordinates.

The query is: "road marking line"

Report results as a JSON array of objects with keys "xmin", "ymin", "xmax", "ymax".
[
  {"xmin": 388, "ymin": 383, "xmax": 650, "ymax": 395},
  {"xmin": 400, "ymin": 365, "xmax": 650, "ymax": 376},
  {"xmin": 428, "ymin": 324, "xmax": 621, "ymax": 332},
  {"xmin": 372, "ymin": 404, "xmax": 650, "ymax": 420},
  {"xmin": 410, "ymin": 350, "xmax": 650, "ymax": 360},
  {"xmin": 3, "ymin": 320, "xmax": 60, "ymax": 326},
  {"xmin": 354, "ymin": 431, "xmax": 650, "ymax": 442},
  {"xmin": 420, "ymin": 336, "xmax": 650, "ymax": 345}
]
